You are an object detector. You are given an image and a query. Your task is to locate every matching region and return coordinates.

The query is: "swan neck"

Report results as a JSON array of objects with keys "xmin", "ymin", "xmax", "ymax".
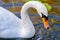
[{"xmin": 21, "ymin": 1, "xmax": 48, "ymax": 21}]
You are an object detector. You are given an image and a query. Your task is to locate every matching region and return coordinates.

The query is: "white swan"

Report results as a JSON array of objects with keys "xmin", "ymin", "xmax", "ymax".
[{"xmin": 0, "ymin": 1, "xmax": 49, "ymax": 38}]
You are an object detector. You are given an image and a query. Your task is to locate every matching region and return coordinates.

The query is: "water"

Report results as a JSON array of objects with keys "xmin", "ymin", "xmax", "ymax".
[{"xmin": 0, "ymin": 0, "xmax": 60, "ymax": 40}]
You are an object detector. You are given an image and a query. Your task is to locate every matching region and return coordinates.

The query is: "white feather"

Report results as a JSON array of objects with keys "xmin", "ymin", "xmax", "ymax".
[{"xmin": 0, "ymin": 1, "xmax": 48, "ymax": 38}]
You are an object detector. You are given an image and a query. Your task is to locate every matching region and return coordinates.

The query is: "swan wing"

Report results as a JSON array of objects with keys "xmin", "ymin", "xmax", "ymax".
[
  {"xmin": 0, "ymin": 7, "xmax": 23, "ymax": 38},
  {"xmin": 0, "ymin": 7, "xmax": 35, "ymax": 38}
]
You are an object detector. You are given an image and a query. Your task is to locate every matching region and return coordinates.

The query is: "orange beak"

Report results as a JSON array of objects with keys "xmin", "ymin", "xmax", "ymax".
[{"xmin": 42, "ymin": 17, "xmax": 49, "ymax": 29}]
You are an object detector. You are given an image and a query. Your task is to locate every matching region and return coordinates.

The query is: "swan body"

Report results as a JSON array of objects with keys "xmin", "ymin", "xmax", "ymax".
[{"xmin": 0, "ymin": 1, "xmax": 48, "ymax": 38}]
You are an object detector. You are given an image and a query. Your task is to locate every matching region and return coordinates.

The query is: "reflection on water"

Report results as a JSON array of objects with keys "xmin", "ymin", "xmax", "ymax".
[{"xmin": 0, "ymin": 0, "xmax": 60, "ymax": 40}]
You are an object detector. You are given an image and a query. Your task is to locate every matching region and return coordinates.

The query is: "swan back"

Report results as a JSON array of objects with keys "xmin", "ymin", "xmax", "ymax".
[{"xmin": 0, "ymin": 7, "xmax": 23, "ymax": 38}]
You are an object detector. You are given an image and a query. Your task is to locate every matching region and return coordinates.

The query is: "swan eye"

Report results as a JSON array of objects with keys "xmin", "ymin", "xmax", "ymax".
[
  {"xmin": 41, "ymin": 13, "xmax": 48, "ymax": 20},
  {"xmin": 45, "ymin": 18, "xmax": 47, "ymax": 22}
]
